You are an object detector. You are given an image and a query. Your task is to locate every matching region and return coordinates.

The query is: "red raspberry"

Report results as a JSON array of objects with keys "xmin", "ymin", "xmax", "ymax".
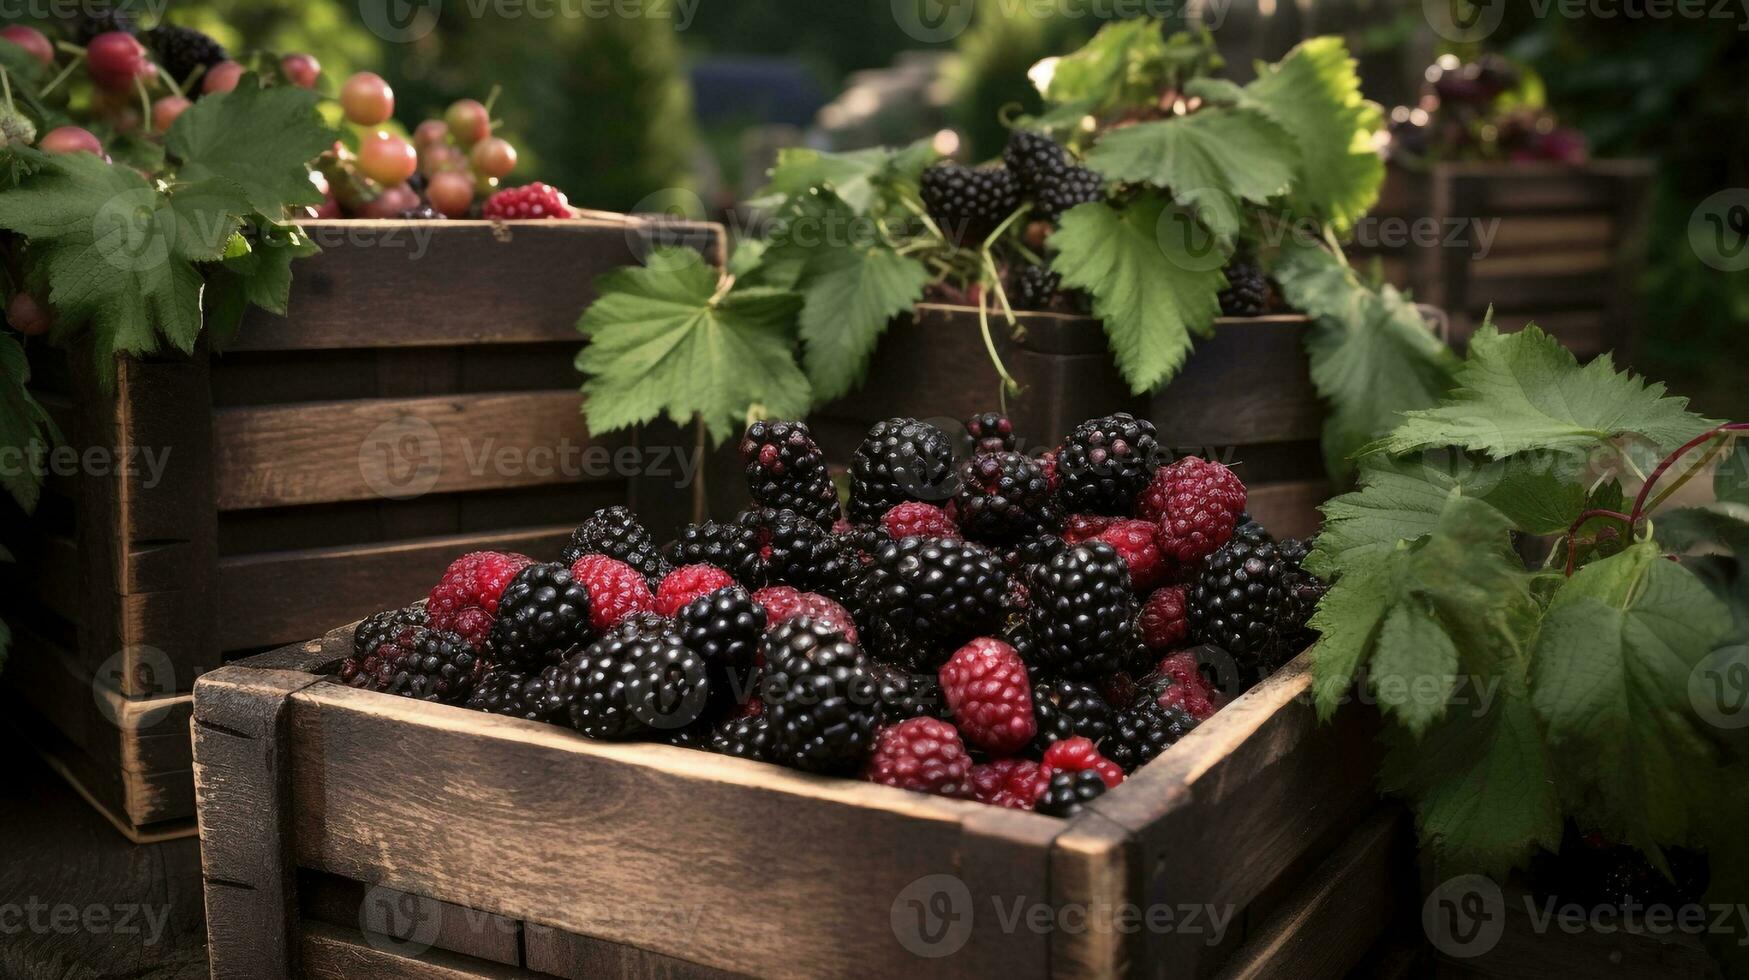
[
  {"xmin": 939, "ymin": 638, "xmax": 1036, "ymax": 755},
  {"xmin": 1061, "ymin": 513, "xmax": 1115, "ymax": 544},
  {"xmin": 1159, "ymin": 684, "xmax": 1219, "ymax": 722},
  {"xmin": 1039, "ymin": 736, "xmax": 1124, "ymax": 789},
  {"xmin": 1138, "ymin": 457, "xmax": 1247, "ymax": 564},
  {"xmin": 654, "ymin": 564, "xmax": 737, "ymax": 617},
  {"xmin": 1139, "ymin": 586, "xmax": 1188, "ymax": 650},
  {"xmin": 751, "ymin": 586, "xmax": 859, "ymax": 644},
  {"xmin": 570, "ymin": 555, "xmax": 656, "ymax": 630},
  {"xmin": 1153, "ymin": 652, "xmax": 1222, "ymax": 720},
  {"xmin": 1095, "ymin": 519, "xmax": 1167, "ymax": 591},
  {"xmin": 482, "ymin": 182, "xmax": 573, "ymax": 220},
  {"xmin": 967, "ymin": 758, "xmax": 1044, "ymax": 810},
  {"xmin": 863, "ymin": 717, "xmax": 973, "ymax": 796},
  {"xmin": 427, "ymin": 551, "xmax": 533, "ymax": 647},
  {"xmin": 1040, "ymin": 451, "xmax": 1059, "ymax": 492},
  {"xmin": 883, "ymin": 502, "xmax": 960, "ymax": 541}
]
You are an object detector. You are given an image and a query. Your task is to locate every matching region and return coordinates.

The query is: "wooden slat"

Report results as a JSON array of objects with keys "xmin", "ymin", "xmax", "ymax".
[
  {"xmin": 1432, "ymin": 883, "xmax": 1722, "ymax": 980},
  {"xmin": 524, "ymin": 924, "xmax": 751, "ymax": 979},
  {"xmin": 1050, "ymin": 812, "xmax": 1139, "ymax": 980},
  {"xmin": 300, "ymin": 922, "xmax": 529, "ymax": 980},
  {"xmin": 284, "ymin": 683, "xmax": 1059, "ymax": 980},
  {"xmin": 1151, "ymin": 319, "xmax": 1320, "ymax": 447},
  {"xmin": 300, "ymin": 871, "xmax": 523, "ymax": 968},
  {"xmin": 215, "ymin": 525, "xmax": 574, "ymax": 653},
  {"xmin": 213, "ymin": 391, "xmax": 621, "ymax": 510},
  {"xmin": 1484, "ymin": 215, "xmax": 1616, "ymax": 254},
  {"xmin": 1216, "ymin": 808, "xmax": 1405, "ymax": 980},
  {"xmin": 1471, "ymin": 249, "xmax": 1615, "ymax": 280},
  {"xmin": 231, "ymin": 218, "xmax": 724, "ymax": 352},
  {"xmin": 1244, "ymin": 480, "xmax": 1332, "ymax": 542}
]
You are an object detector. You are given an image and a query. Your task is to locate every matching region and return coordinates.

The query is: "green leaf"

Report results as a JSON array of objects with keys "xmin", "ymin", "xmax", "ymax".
[
  {"xmin": 754, "ymin": 140, "xmax": 936, "ymax": 216},
  {"xmin": 1239, "ymin": 37, "xmax": 1384, "ymax": 232},
  {"xmin": 575, "ymin": 248, "xmax": 810, "ymax": 444},
  {"xmin": 794, "ymin": 242, "xmax": 930, "ymax": 403},
  {"xmin": 1048, "ymin": 194, "xmax": 1225, "ymax": 393},
  {"xmin": 168, "ymin": 78, "xmax": 334, "ymax": 216},
  {"xmin": 1531, "ymin": 543, "xmax": 1733, "ymax": 847},
  {"xmin": 1085, "ymin": 107, "xmax": 1297, "ymax": 245},
  {"xmin": 1714, "ymin": 438, "xmax": 1749, "ymax": 505},
  {"xmin": 1376, "ymin": 323, "xmax": 1717, "ymax": 461},
  {"xmin": 0, "ymin": 335, "xmax": 56, "ymax": 513},
  {"xmin": 1039, "ymin": 18, "xmax": 1170, "ymax": 110}
]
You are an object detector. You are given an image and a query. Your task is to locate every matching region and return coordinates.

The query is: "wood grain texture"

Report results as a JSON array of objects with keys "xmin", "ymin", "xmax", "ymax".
[
  {"xmin": 524, "ymin": 924, "xmax": 752, "ymax": 979},
  {"xmin": 300, "ymin": 871, "xmax": 522, "ymax": 968},
  {"xmin": 300, "ymin": 922, "xmax": 529, "ymax": 980},
  {"xmin": 1050, "ymin": 811, "xmax": 1140, "ymax": 980}
]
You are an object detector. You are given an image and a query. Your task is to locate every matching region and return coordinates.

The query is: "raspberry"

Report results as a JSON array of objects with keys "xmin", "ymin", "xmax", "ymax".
[
  {"xmin": 1061, "ymin": 514, "xmax": 1117, "ymax": 544},
  {"xmin": 1031, "ymin": 679, "xmax": 1113, "ymax": 754},
  {"xmin": 1038, "ymin": 736, "xmax": 1124, "ymax": 789},
  {"xmin": 489, "ymin": 563, "xmax": 593, "ymax": 670},
  {"xmin": 760, "ymin": 618, "xmax": 880, "ymax": 774},
  {"xmin": 964, "ymin": 412, "xmax": 1015, "ymax": 454},
  {"xmin": 863, "ymin": 717, "xmax": 972, "ymax": 797},
  {"xmin": 859, "ymin": 537, "xmax": 1009, "ymax": 669},
  {"xmin": 1026, "ymin": 542, "xmax": 1141, "ymax": 678},
  {"xmin": 920, "ymin": 162, "xmax": 1020, "ymax": 245},
  {"xmin": 1094, "ymin": 519, "xmax": 1168, "ymax": 591},
  {"xmin": 1036, "ymin": 770, "xmax": 1110, "ymax": 817},
  {"xmin": 482, "ymin": 182, "xmax": 573, "ymax": 220},
  {"xmin": 1139, "ymin": 586, "xmax": 1189, "ymax": 651},
  {"xmin": 740, "ymin": 420, "xmax": 840, "ymax": 527},
  {"xmin": 569, "ymin": 555, "xmax": 657, "ymax": 630},
  {"xmin": 849, "ymin": 418, "xmax": 959, "ymax": 525},
  {"xmin": 953, "ymin": 451, "xmax": 1058, "ymax": 545},
  {"xmin": 1218, "ymin": 253, "xmax": 1269, "ymax": 318},
  {"xmin": 1056, "ymin": 414, "xmax": 1160, "ymax": 516},
  {"xmin": 1139, "ymin": 457, "xmax": 1248, "ymax": 565},
  {"xmin": 654, "ymin": 564, "xmax": 738, "ymax": 617},
  {"xmin": 427, "ymin": 551, "xmax": 534, "ymax": 648},
  {"xmin": 752, "ymin": 586, "xmax": 860, "ymax": 645},
  {"xmin": 967, "ymin": 758, "xmax": 1044, "ymax": 810},
  {"xmin": 939, "ymin": 638, "xmax": 1036, "ymax": 755},
  {"xmin": 559, "ymin": 505, "xmax": 670, "ymax": 587},
  {"xmin": 883, "ymin": 502, "xmax": 960, "ymax": 542}
]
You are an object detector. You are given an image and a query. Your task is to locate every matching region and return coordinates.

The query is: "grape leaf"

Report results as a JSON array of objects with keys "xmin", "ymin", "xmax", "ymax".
[
  {"xmin": 0, "ymin": 334, "xmax": 57, "ymax": 513},
  {"xmin": 1531, "ymin": 542, "xmax": 1733, "ymax": 848},
  {"xmin": 1047, "ymin": 194, "xmax": 1225, "ymax": 393},
  {"xmin": 754, "ymin": 140, "xmax": 936, "ymax": 216},
  {"xmin": 1239, "ymin": 37, "xmax": 1384, "ymax": 232},
  {"xmin": 204, "ymin": 222, "xmax": 322, "ymax": 347},
  {"xmin": 1085, "ymin": 107, "xmax": 1297, "ymax": 245},
  {"xmin": 1039, "ymin": 18, "xmax": 1170, "ymax": 111},
  {"xmin": 1377, "ymin": 323, "xmax": 1717, "ymax": 461},
  {"xmin": 167, "ymin": 78, "xmax": 334, "ymax": 216},
  {"xmin": 575, "ymin": 247, "xmax": 810, "ymax": 444},
  {"xmin": 794, "ymin": 242, "xmax": 930, "ymax": 403}
]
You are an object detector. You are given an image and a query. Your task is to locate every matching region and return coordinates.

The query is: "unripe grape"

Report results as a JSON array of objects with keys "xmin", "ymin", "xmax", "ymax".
[
  {"xmin": 444, "ymin": 99, "xmax": 490, "ymax": 147},
  {"xmin": 204, "ymin": 61, "xmax": 245, "ymax": 94},
  {"xmin": 280, "ymin": 53, "xmax": 321, "ymax": 90},
  {"xmin": 39, "ymin": 126, "xmax": 103, "ymax": 155},
  {"xmin": 469, "ymin": 137, "xmax": 516, "ymax": 179},
  {"xmin": 419, "ymin": 143, "xmax": 463, "ymax": 177},
  {"xmin": 413, "ymin": 119, "xmax": 449, "ymax": 148},
  {"xmin": 358, "ymin": 131, "xmax": 418, "ymax": 186},
  {"xmin": 0, "ymin": 25, "xmax": 54, "ymax": 66},
  {"xmin": 152, "ymin": 96, "xmax": 191, "ymax": 133},
  {"xmin": 427, "ymin": 170, "xmax": 474, "ymax": 217},
  {"xmin": 361, "ymin": 184, "xmax": 419, "ymax": 219},
  {"xmin": 86, "ymin": 32, "xmax": 149, "ymax": 93},
  {"xmin": 340, "ymin": 72, "xmax": 394, "ymax": 127}
]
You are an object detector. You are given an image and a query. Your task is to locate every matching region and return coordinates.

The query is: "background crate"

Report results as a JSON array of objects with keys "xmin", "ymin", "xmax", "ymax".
[
  {"xmin": 193, "ymin": 625, "xmax": 1407, "ymax": 980},
  {"xmin": 0, "ymin": 216, "xmax": 723, "ymax": 838},
  {"xmin": 1356, "ymin": 161, "xmax": 1654, "ymax": 360}
]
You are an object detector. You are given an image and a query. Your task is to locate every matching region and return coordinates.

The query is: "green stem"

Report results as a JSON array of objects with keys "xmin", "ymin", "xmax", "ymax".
[
  {"xmin": 976, "ymin": 287, "xmax": 1018, "ymax": 413},
  {"xmin": 134, "ymin": 73, "xmax": 152, "ymax": 130},
  {"xmin": 1, "ymin": 68, "xmax": 14, "ymax": 114},
  {"xmin": 156, "ymin": 63, "xmax": 187, "ymax": 101},
  {"xmin": 981, "ymin": 203, "xmax": 1031, "ymax": 252},
  {"xmin": 39, "ymin": 54, "xmax": 84, "ymax": 98}
]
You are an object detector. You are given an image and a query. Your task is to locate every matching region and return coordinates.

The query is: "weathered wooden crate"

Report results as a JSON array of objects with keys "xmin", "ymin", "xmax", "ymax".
[
  {"xmin": 1355, "ymin": 160, "xmax": 1653, "ymax": 360},
  {"xmin": 0, "ymin": 216, "xmax": 723, "ymax": 839},
  {"xmin": 194, "ymin": 624, "xmax": 1405, "ymax": 979}
]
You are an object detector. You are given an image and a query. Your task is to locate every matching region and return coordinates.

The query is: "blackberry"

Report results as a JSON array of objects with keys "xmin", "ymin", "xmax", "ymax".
[
  {"xmin": 871, "ymin": 663, "xmax": 952, "ymax": 724},
  {"xmin": 1217, "ymin": 254, "xmax": 1269, "ymax": 318},
  {"xmin": 663, "ymin": 519, "xmax": 760, "ymax": 584},
  {"xmin": 1105, "ymin": 696, "xmax": 1199, "ymax": 773},
  {"xmin": 1003, "ymin": 131, "xmax": 1105, "ymax": 224},
  {"xmin": 920, "ymin": 162, "xmax": 1020, "ymax": 245},
  {"xmin": 553, "ymin": 628, "xmax": 710, "ymax": 740},
  {"xmin": 953, "ymin": 451, "xmax": 1058, "ymax": 545},
  {"xmin": 398, "ymin": 205, "xmax": 445, "ymax": 221},
  {"xmin": 1056, "ymin": 414, "xmax": 1160, "ymax": 516},
  {"xmin": 398, "ymin": 628, "xmax": 489, "ymax": 704},
  {"xmin": 709, "ymin": 715, "xmax": 773, "ymax": 762},
  {"xmin": 1031, "ymin": 679, "xmax": 1113, "ymax": 754},
  {"xmin": 467, "ymin": 667, "xmax": 565, "ymax": 723},
  {"xmin": 848, "ymin": 418, "xmax": 958, "ymax": 525},
  {"xmin": 1003, "ymin": 130, "xmax": 1070, "ymax": 188},
  {"xmin": 1010, "ymin": 264, "xmax": 1088, "ymax": 315},
  {"xmin": 353, "ymin": 606, "xmax": 427, "ymax": 661},
  {"xmin": 740, "ymin": 420, "xmax": 840, "ymax": 527},
  {"xmin": 675, "ymin": 585, "xmax": 765, "ymax": 669},
  {"xmin": 1004, "ymin": 534, "xmax": 1070, "ymax": 580},
  {"xmin": 143, "ymin": 24, "xmax": 228, "ymax": 87},
  {"xmin": 489, "ymin": 563, "xmax": 592, "ymax": 671},
  {"xmin": 1034, "ymin": 164, "xmax": 1104, "ymax": 223},
  {"xmin": 1187, "ymin": 537, "xmax": 1321, "ymax": 681},
  {"xmin": 859, "ymin": 536, "xmax": 1009, "ymax": 669},
  {"xmin": 561, "ymin": 506, "xmax": 670, "ymax": 586},
  {"xmin": 1027, "ymin": 542, "xmax": 1141, "ymax": 678},
  {"xmin": 964, "ymin": 412, "xmax": 1015, "ymax": 454},
  {"xmin": 760, "ymin": 618, "xmax": 879, "ymax": 774},
  {"xmin": 734, "ymin": 507, "xmax": 853, "ymax": 595},
  {"xmin": 1035, "ymin": 769, "xmax": 1109, "ymax": 817}
]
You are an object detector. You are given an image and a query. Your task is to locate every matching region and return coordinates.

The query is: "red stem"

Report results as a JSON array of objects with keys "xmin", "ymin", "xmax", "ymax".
[
  {"xmin": 1628, "ymin": 422, "xmax": 1749, "ymax": 524},
  {"xmin": 1563, "ymin": 509, "xmax": 1635, "ymax": 577}
]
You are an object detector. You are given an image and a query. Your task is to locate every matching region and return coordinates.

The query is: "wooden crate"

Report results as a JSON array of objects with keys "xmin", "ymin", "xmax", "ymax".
[
  {"xmin": 1355, "ymin": 160, "xmax": 1654, "ymax": 360},
  {"xmin": 193, "ymin": 624, "xmax": 1405, "ymax": 980},
  {"xmin": 0, "ymin": 216, "xmax": 724, "ymax": 838}
]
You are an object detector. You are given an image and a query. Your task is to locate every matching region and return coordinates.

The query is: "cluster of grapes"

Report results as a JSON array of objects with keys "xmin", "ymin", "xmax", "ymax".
[
  {"xmin": 317, "ymin": 74, "xmax": 523, "ymax": 220},
  {"xmin": 1386, "ymin": 54, "xmax": 1588, "ymax": 167},
  {"xmin": 0, "ymin": 21, "xmax": 321, "ymax": 160}
]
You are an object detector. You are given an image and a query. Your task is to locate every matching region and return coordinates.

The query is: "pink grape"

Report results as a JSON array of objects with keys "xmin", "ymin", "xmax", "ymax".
[
  {"xmin": 427, "ymin": 170, "xmax": 475, "ymax": 217},
  {"xmin": 469, "ymin": 137, "xmax": 517, "ymax": 179},
  {"xmin": 39, "ymin": 126, "xmax": 102, "ymax": 155},
  {"xmin": 152, "ymin": 96, "xmax": 191, "ymax": 133},
  {"xmin": 0, "ymin": 25, "xmax": 54, "ymax": 66},
  {"xmin": 204, "ymin": 61, "xmax": 245, "ymax": 94},
  {"xmin": 358, "ymin": 131, "xmax": 418, "ymax": 186},
  {"xmin": 444, "ymin": 99, "xmax": 490, "ymax": 147},
  {"xmin": 280, "ymin": 53, "xmax": 321, "ymax": 90}
]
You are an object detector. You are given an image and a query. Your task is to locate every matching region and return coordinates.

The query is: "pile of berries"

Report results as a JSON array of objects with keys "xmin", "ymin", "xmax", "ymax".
[{"xmin": 343, "ymin": 413, "xmax": 1322, "ymax": 817}]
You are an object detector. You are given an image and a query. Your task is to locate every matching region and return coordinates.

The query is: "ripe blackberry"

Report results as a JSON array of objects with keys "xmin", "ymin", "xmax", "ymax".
[
  {"xmin": 871, "ymin": 663, "xmax": 951, "ymax": 724},
  {"xmin": 882, "ymin": 502, "xmax": 960, "ymax": 542},
  {"xmin": 1027, "ymin": 542, "xmax": 1141, "ymax": 678},
  {"xmin": 489, "ymin": 563, "xmax": 592, "ymax": 671},
  {"xmin": 863, "ymin": 717, "xmax": 972, "ymax": 797},
  {"xmin": 338, "ymin": 619, "xmax": 420, "ymax": 693},
  {"xmin": 848, "ymin": 418, "xmax": 958, "ymax": 525},
  {"xmin": 735, "ymin": 506, "xmax": 853, "ymax": 595},
  {"xmin": 741, "ymin": 420, "xmax": 840, "ymax": 527},
  {"xmin": 397, "ymin": 205, "xmax": 445, "ymax": 221},
  {"xmin": 399, "ymin": 628, "xmax": 489, "ymax": 704},
  {"xmin": 467, "ymin": 667, "xmax": 565, "ymax": 723},
  {"xmin": 1003, "ymin": 130, "xmax": 1070, "ymax": 186},
  {"xmin": 953, "ymin": 451, "xmax": 1058, "ymax": 545},
  {"xmin": 859, "ymin": 536, "xmax": 1009, "ymax": 669},
  {"xmin": 1105, "ymin": 696, "xmax": 1199, "ymax": 773},
  {"xmin": 675, "ymin": 586, "xmax": 766, "ymax": 670},
  {"xmin": 1031, "ymin": 679, "xmax": 1113, "ymax": 754},
  {"xmin": 1034, "ymin": 165, "xmax": 1104, "ymax": 224},
  {"xmin": 352, "ymin": 606, "xmax": 428, "ymax": 662},
  {"xmin": 1004, "ymin": 131, "xmax": 1104, "ymax": 223},
  {"xmin": 1003, "ymin": 534, "xmax": 1069, "ymax": 582},
  {"xmin": 1218, "ymin": 253, "xmax": 1269, "ymax": 318},
  {"xmin": 1056, "ymin": 414, "xmax": 1160, "ymax": 516},
  {"xmin": 561, "ymin": 506, "xmax": 670, "ymax": 587},
  {"xmin": 554, "ymin": 629, "xmax": 710, "ymax": 740},
  {"xmin": 663, "ymin": 519, "xmax": 760, "ymax": 584},
  {"xmin": 709, "ymin": 715, "xmax": 773, "ymax": 761},
  {"xmin": 1035, "ymin": 770, "xmax": 1109, "ymax": 817},
  {"xmin": 760, "ymin": 618, "xmax": 880, "ymax": 774},
  {"xmin": 920, "ymin": 162, "xmax": 1020, "ymax": 245},
  {"xmin": 1139, "ymin": 457, "xmax": 1248, "ymax": 565},
  {"xmin": 143, "ymin": 24, "xmax": 229, "ymax": 87},
  {"xmin": 1009, "ymin": 264, "xmax": 1089, "ymax": 315},
  {"xmin": 1187, "ymin": 537, "xmax": 1321, "ymax": 680},
  {"xmin": 939, "ymin": 638, "xmax": 1036, "ymax": 755}
]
